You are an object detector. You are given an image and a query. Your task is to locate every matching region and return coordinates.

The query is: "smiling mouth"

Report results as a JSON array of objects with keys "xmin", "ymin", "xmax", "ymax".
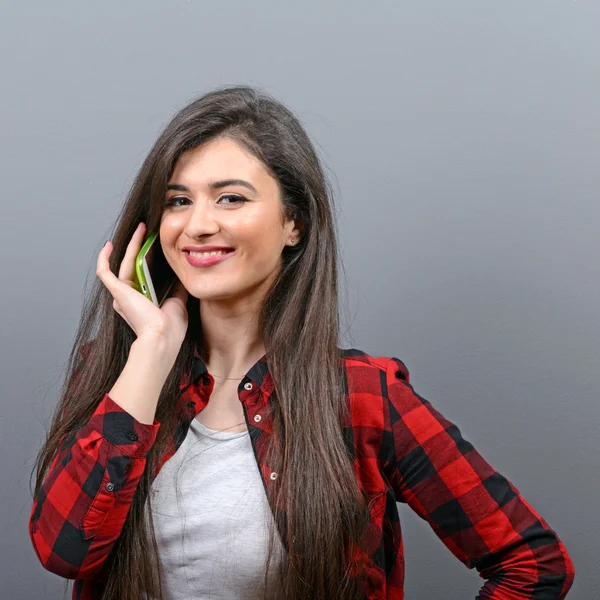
[
  {"xmin": 186, "ymin": 250, "xmax": 233, "ymax": 257},
  {"xmin": 183, "ymin": 249, "xmax": 236, "ymax": 267}
]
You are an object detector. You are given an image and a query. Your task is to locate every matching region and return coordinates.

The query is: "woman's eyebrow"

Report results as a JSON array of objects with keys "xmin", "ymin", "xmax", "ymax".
[{"xmin": 166, "ymin": 179, "xmax": 258, "ymax": 193}]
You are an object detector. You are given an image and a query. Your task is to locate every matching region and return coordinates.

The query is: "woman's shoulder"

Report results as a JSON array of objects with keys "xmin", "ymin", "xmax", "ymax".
[{"xmin": 339, "ymin": 349, "xmax": 416, "ymax": 434}]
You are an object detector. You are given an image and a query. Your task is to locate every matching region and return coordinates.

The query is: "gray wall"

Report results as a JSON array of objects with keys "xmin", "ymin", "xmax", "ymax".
[{"xmin": 2, "ymin": 1, "xmax": 597, "ymax": 598}]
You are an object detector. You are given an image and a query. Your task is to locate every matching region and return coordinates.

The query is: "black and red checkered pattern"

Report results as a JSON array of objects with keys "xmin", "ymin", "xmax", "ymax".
[{"xmin": 29, "ymin": 347, "xmax": 575, "ymax": 599}]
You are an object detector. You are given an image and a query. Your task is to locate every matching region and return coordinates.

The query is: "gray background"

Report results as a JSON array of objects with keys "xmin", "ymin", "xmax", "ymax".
[{"xmin": 1, "ymin": 1, "xmax": 597, "ymax": 598}]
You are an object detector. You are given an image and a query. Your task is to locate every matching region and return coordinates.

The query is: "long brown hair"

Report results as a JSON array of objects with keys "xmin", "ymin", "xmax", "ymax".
[{"xmin": 31, "ymin": 85, "xmax": 372, "ymax": 599}]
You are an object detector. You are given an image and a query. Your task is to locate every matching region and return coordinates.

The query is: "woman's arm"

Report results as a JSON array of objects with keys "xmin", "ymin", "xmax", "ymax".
[
  {"xmin": 383, "ymin": 357, "xmax": 575, "ymax": 599},
  {"xmin": 28, "ymin": 337, "xmax": 172, "ymax": 580}
]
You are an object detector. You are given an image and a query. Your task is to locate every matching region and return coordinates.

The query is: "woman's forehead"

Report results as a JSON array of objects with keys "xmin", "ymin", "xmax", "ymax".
[{"xmin": 169, "ymin": 138, "xmax": 272, "ymax": 189}]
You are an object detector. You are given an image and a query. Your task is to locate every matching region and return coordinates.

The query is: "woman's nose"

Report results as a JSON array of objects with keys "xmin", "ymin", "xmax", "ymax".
[{"xmin": 182, "ymin": 199, "xmax": 220, "ymax": 237}]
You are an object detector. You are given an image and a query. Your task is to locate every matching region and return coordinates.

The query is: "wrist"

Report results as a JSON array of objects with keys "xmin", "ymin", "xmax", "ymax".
[{"xmin": 131, "ymin": 335, "xmax": 178, "ymax": 376}]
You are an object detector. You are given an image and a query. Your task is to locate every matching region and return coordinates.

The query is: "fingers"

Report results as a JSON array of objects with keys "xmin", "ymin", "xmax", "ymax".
[
  {"xmin": 97, "ymin": 241, "xmax": 137, "ymax": 332},
  {"xmin": 97, "ymin": 240, "xmax": 127, "ymax": 297},
  {"xmin": 118, "ymin": 222, "xmax": 147, "ymax": 281}
]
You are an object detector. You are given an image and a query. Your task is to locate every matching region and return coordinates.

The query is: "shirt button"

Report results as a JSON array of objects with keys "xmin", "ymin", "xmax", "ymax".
[
  {"xmin": 106, "ymin": 482, "xmax": 115, "ymax": 492},
  {"xmin": 186, "ymin": 401, "xmax": 196, "ymax": 408},
  {"xmin": 253, "ymin": 414, "xmax": 262, "ymax": 423},
  {"xmin": 270, "ymin": 472, "xmax": 278, "ymax": 480},
  {"xmin": 126, "ymin": 431, "xmax": 138, "ymax": 441},
  {"xmin": 244, "ymin": 382, "xmax": 253, "ymax": 390}
]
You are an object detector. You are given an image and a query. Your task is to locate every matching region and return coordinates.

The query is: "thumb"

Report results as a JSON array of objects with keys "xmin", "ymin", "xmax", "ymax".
[{"xmin": 168, "ymin": 278, "xmax": 188, "ymax": 303}]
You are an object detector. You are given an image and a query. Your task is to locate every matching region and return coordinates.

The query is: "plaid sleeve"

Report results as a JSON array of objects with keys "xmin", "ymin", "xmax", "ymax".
[
  {"xmin": 384, "ymin": 357, "xmax": 575, "ymax": 599},
  {"xmin": 29, "ymin": 393, "xmax": 160, "ymax": 579}
]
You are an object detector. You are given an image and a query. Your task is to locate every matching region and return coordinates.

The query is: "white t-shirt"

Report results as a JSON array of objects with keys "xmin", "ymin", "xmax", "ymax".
[{"xmin": 144, "ymin": 418, "xmax": 285, "ymax": 599}]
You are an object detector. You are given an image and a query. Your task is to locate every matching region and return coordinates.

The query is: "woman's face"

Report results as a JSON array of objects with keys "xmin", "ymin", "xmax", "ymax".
[{"xmin": 160, "ymin": 136, "xmax": 299, "ymax": 304}]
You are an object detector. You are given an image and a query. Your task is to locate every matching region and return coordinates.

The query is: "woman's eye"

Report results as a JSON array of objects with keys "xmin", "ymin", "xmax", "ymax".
[
  {"xmin": 217, "ymin": 194, "xmax": 247, "ymax": 205},
  {"xmin": 163, "ymin": 194, "xmax": 246, "ymax": 208},
  {"xmin": 164, "ymin": 196, "xmax": 189, "ymax": 208}
]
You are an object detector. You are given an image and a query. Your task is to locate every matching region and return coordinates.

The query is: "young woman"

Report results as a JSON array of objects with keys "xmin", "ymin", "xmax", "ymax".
[{"xmin": 29, "ymin": 85, "xmax": 575, "ymax": 600}]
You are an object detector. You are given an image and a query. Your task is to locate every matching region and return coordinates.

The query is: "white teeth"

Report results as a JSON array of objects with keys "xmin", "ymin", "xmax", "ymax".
[{"xmin": 188, "ymin": 250, "xmax": 229, "ymax": 257}]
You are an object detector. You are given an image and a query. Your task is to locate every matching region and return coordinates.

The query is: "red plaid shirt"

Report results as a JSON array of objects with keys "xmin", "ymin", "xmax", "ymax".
[{"xmin": 29, "ymin": 347, "xmax": 575, "ymax": 599}]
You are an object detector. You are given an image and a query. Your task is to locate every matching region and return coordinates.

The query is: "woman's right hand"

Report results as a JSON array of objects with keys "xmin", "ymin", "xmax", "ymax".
[{"xmin": 96, "ymin": 222, "xmax": 189, "ymax": 351}]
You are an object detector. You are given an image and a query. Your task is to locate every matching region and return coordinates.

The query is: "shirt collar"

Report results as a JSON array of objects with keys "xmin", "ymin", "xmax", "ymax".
[{"xmin": 189, "ymin": 343, "xmax": 274, "ymax": 399}]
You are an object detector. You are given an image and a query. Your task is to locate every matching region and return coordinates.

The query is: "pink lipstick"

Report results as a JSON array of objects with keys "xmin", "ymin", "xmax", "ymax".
[{"xmin": 183, "ymin": 249, "xmax": 235, "ymax": 267}]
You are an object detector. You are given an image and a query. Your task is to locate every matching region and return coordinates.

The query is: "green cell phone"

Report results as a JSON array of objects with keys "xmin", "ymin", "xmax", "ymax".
[{"xmin": 131, "ymin": 231, "xmax": 178, "ymax": 307}]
